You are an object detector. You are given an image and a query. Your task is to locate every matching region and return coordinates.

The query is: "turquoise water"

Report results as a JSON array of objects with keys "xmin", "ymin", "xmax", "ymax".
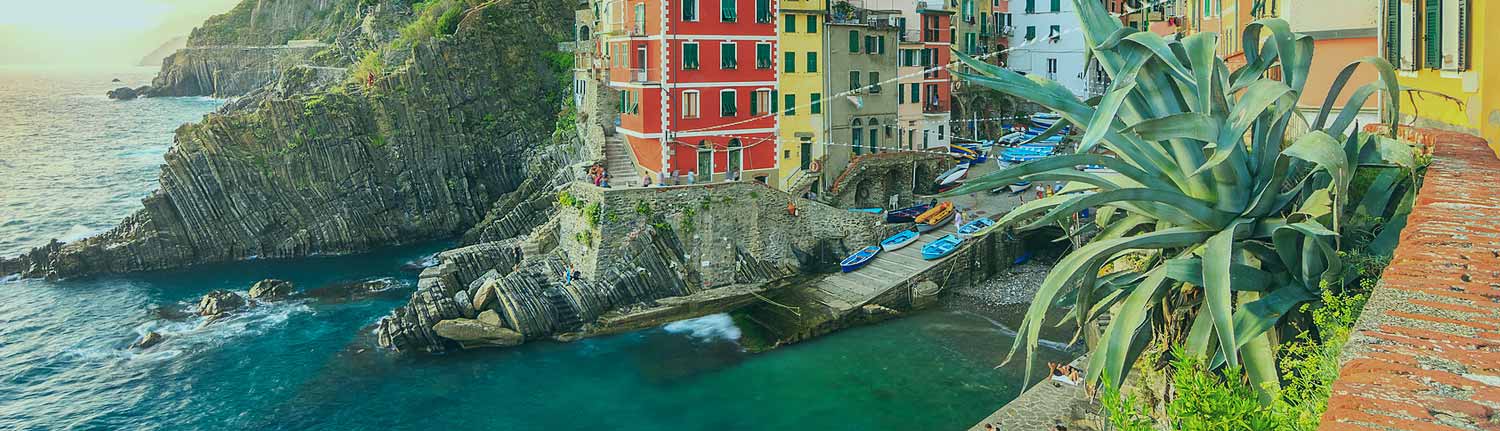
[{"xmin": 0, "ymin": 68, "xmax": 1076, "ymax": 430}]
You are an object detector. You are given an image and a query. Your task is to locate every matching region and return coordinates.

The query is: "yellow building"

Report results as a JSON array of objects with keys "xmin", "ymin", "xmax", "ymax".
[
  {"xmin": 778, "ymin": 0, "xmax": 828, "ymax": 192},
  {"xmin": 1383, "ymin": 0, "xmax": 1498, "ymax": 156}
]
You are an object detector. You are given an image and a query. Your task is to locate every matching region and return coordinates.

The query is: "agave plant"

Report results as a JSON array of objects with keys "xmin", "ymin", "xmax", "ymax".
[{"xmin": 947, "ymin": 0, "xmax": 1417, "ymax": 402}]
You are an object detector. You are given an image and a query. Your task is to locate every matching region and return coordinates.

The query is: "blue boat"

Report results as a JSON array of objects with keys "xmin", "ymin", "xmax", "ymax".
[
  {"xmin": 884, "ymin": 204, "xmax": 932, "ymax": 223},
  {"xmin": 840, "ymin": 246, "xmax": 881, "ymax": 272},
  {"xmin": 881, "ymin": 230, "xmax": 920, "ymax": 252},
  {"xmin": 847, "ymin": 208, "xmax": 884, "ymax": 214},
  {"xmin": 922, "ymin": 235, "xmax": 964, "ymax": 260},
  {"xmin": 957, "ymin": 217, "xmax": 996, "ymax": 238}
]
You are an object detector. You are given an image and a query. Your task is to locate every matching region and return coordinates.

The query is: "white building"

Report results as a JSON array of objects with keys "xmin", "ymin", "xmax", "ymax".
[{"xmin": 1006, "ymin": 0, "xmax": 1089, "ymax": 99}]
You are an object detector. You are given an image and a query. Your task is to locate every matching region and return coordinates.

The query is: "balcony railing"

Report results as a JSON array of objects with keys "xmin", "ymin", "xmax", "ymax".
[
  {"xmin": 828, "ymin": 7, "xmax": 900, "ymax": 30},
  {"xmin": 924, "ymin": 100, "xmax": 948, "ymax": 114},
  {"xmin": 629, "ymin": 68, "xmax": 652, "ymax": 83}
]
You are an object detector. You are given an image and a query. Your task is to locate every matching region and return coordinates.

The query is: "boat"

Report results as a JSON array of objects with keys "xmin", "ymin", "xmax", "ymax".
[
  {"xmin": 840, "ymin": 246, "xmax": 881, "ymax": 272},
  {"xmin": 1007, "ymin": 181, "xmax": 1032, "ymax": 193},
  {"xmin": 848, "ymin": 208, "xmax": 884, "ymax": 214},
  {"xmin": 915, "ymin": 202, "xmax": 955, "ymax": 233},
  {"xmin": 935, "ymin": 163, "xmax": 969, "ymax": 191},
  {"xmin": 957, "ymin": 217, "xmax": 997, "ymax": 238},
  {"xmin": 884, "ymin": 203, "xmax": 932, "ymax": 223},
  {"xmin": 881, "ymin": 230, "xmax": 920, "ymax": 252},
  {"xmin": 922, "ymin": 234, "xmax": 965, "ymax": 260}
]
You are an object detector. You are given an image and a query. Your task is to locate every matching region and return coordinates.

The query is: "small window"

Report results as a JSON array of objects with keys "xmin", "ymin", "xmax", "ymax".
[
  {"xmin": 810, "ymin": 93, "xmax": 821, "ymax": 114},
  {"xmin": 784, "ymin": 94, "xmax": 796, "ymax": 116},
  {"xmin": 877, "ymin": 36, "xmax": 886, "ymax": 54},
  {"xmin": 902, "ymin": 49, "xmax": 915, "ymax": 67},
  {"xmin": 720, "ymin": 89, "xmax": 738, "ymax": 117},
  {"xmin": 849, "ymin": 30, "xmax": 861, "ymax": 52},
  {"xmin": 751, "ymin": 89, "xmax": 771, "ymax": 115},
  {"xmin": 852, "ymin": 119, "xmax": 864, "ymax": 155},
  {"xmin": 806, "ymin": 52, "xmax": 818, "ymax": 72},
  {"xmin": 865, "ymin": 35, "xmax": 876, "ymax": 54},
  {"xmin": 784, "ymin": 52, "xmax": 796, "ymax": 73},
  {"xmin": 682, "ymin": 91, "xmax": 700, "ymax": 118},
  {"xmin": 683, "ymin": 0, "xmax": 698, "ymax": 21},
  {"xmin": 1049, "ymin": 25, "xmax": 1060, "ymax": 42},
  {"xmin": 909, "ymin": 83, "xmax": 920, "ymax": 103},
  {"xmin": 784, "ymin": 14, "xmax": 797, "ymax": 33},
  {"xmin": 721, "ymin": 0, "xmax": 737, "ymax": 22},
  {"xmin": 721, "ymin": 42, "xmax": 738, "ymax": 69},
  {"xmin": 849, "ymin": 71, "xmax": 861, "ymax": 92},
  {"xmin": 868, "ymin": 72, "xmax": 881, "ymax": 93},
  {"xmin": 806, "ymin": 15, "xmax": 818, "ymax": 33},
  {"xmin": 682, "ymin": 43, "xmax": 700, "ymax": 70},
  {"xmin": 755, "ymin": 0, "xmax": 771, "ymax": 23},
  {"xmin": 756, "ymin": 42, "xmax": 772, "ymax": 69}
]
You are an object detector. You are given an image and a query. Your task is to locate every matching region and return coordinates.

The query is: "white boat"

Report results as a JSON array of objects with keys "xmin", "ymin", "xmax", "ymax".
[{"xmin": 936, "ymin": 162, "xmax": 970, "ymax": 187}]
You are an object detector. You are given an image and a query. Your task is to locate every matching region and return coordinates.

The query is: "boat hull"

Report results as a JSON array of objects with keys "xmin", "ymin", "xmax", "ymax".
[
  {"xmin": 881, "ymin": 231, "xmax": 920, "ymax": 252},
  {"xmin": 840, "ymin": 246, "xmax": 881, "ymax": 273},
  {"xmin": 884, "ymin": 204, "xmax": 931, "ymax": 223},
  {"xmin": 921, "ymin": 235, "xmax": 964, "ymax": 260},
  {"xmin": 916, "ymin": 212, "xmax": 953, "ymax": 233},
  {"xmin": 957, "ymin": 218, "xmax": 997, "ymax": 238}
]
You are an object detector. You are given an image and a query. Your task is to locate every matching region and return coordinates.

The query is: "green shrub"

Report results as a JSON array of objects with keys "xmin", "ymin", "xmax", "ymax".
[
  {"xmin": 557, "ymin": 191, "xmax": 576, "ymax": 208},
  {"xmin": 584, "ymin": 202, "xmax": 601, "ymax": 228}
]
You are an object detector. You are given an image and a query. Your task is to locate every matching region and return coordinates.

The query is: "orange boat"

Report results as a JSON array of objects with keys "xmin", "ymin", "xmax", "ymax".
[{"xmin": 914, "ymin": 201, "xmax": 953, "ymax": 225}]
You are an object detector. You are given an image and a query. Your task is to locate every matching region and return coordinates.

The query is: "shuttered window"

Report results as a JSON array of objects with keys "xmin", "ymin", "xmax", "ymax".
[
  {"xmin": 1383, "ymin": 0, "xmax": 1400, "ymax": 63},
  {"xmin": 806, "ymin": 52, "xmax": 818, "ymax": 72},
  {"xmin": 682, "ymin": 43, "xmax": 700, "ymax": 70},
  {"xmin": 756, "ymin": 0, "xmax": 771, "ymax": 23},
  {"xmin": 1050, "ymin": 0, "xmax": 1060, "ymax": 12},
  {"xmin": 1423, "ymin": 0, "xmax": 1441, "ymax": 69},
  {"xmin": 849, "ymin": 30, "xmax": 861, "ymax": 52},
  {"xmin": 810, "ymin": 93, "xmax": 821, "ymax": 114},
  {"xmin": 785, "ymin": 51, "xmax": 796, "ymax": 72}
]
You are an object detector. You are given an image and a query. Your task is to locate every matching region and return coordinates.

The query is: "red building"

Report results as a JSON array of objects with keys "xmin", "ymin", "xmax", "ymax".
[
  {"xmin": 919, "ymin": 7, "xmax": 952, "ymax": 118},
  {"xmin": 602, "ymin": 0, "xmax": 780, "ymax": 184}
]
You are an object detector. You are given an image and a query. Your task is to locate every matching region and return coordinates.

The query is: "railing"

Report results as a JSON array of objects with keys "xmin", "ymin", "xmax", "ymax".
[
  {"xmin": 827, "ymin": 7, "xmax": 900, "ymax": 30},
  {"xmin": 923, "ymin": 100, "xmax": 948, "ymax": 114},
  {"xmin": 629, "ymin": 68, "xmax": 652, "ymax": 83},
  {"xmin": 629, "ymin": 24, "xmax": 645, "ymax": 36}
]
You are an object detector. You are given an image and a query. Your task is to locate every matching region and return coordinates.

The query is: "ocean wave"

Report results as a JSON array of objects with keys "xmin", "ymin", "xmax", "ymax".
[
  {"xmin": 59, "ymin": 224, "xmax": 104, "ymax": 243},
  {"xmin": 113, "ymin": 296, "xmax": 313, "ymax": 362},
  {"xmin": 662, "ymin": 313, "xmax": 741, "ymax": 342}
]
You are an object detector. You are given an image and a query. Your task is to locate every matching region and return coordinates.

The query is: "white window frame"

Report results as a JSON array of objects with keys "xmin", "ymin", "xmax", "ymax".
[
  {"xmin": 683, "ymin": 0, "xmax": 699, "ymax": 22},
  {"xmin": 682, "ymin": 90, "xmax": 701, "ymax": 119},
  {"xmin": 752, "ymin": 88, "xmax": 772, "ymax": 116},
  {"xmin": 1440, "ymin": 0, "xmax": 1462, "ymax": 71},
  {"xmin": 720, "ymin": 89, "xmax": 738, "ymax": 117}
]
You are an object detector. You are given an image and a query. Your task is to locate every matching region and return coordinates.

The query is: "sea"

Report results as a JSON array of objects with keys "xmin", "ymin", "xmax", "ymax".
[{"xmin": 0, "ymin": 66, "xmax": 1075, "ymax": 431}]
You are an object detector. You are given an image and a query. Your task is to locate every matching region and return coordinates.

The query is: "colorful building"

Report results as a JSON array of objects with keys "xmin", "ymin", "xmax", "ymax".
[
  {"xmin": 594, "ymin": 0, "xmax": 781, "ymax": 185},
  {"xmin": 1381, "ymin": 0, "xmax": 1497, "ymax": 156},
  {"xmin": 1008, "ymin": 0, "xmax": 1089, "ymax": 98},
  {"xmin": 887, "ymin": 1, "xmax": 954, "ymax": 150},
  {"xmin": 822, "ymin": 6, "xmax": 902, "ymax": 186},
  {"xmin": 776, "ymin": 0, "xmax": 826, "ymax": 192}
]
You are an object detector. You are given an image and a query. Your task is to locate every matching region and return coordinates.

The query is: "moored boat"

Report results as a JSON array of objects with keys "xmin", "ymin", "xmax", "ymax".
[
  {"xmin": 840, "ymin": 246, "xmax": 881, "ymax": 272},
  {"xmin": 957, "ymin": 217, "xmax": 996, "ymax": 238},
  {"xmin": 916, "ymin": 209, "xmax": 954, "ymax": 233},
  {"xmin": 935, "ymin": 163, "xmax": 970, "ymax": 189},
  {"xmin": 921, "ymin": 234, "xmax": 964, "ymax": 260},
  {"xmin": 881, "ymin": 230, "xmax": 920, "ymax": 252},
  {"xmin": 884, "ymin": 203, "xmax": 932, "ymax": 223},
  {"xmin": 1007, "ymin": 181, "xmax": 1032, "ymax": 193},
  {"xmin": 914, "ymin": 201, "xmax": 953, "ymax": 224}
]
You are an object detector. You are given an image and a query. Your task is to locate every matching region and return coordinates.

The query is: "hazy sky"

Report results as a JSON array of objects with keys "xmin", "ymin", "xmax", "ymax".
[{"xmin": 0, "ymin": 0, "xmax": 240, "ymax": 67}]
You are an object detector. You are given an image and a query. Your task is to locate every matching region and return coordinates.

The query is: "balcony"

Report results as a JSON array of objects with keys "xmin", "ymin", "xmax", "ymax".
[
  {"xmin": 827, "ymin": 6, "xmax": 900, "ymax": 30},
  {"xmin": 923, "ymin": 99, "xmax": 948, "ymax": 114},
  {"xmin": 629, "ymin": 68, "xmax": 653, "ymax": 83}
]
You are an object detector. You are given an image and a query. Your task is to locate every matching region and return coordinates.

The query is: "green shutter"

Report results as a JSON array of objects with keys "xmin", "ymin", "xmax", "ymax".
[
  {"xmin": 878, "ymin": 36, "xmax": 886, "ymax": 54},
  {"xmin": 772, "ymin": 90, "xmax": 779, "ymax": 111},
  {"xmin": 849, "ymin": 30, "xmax": 860, "ymax": 52},
  {"xmin": 807, "ymin": 52, "xmax": 818, "ymax": 72},
  {"xmin": 807, "ymin": 15, "xmax": 817, "ymax": 33},
  {"xmin": 810, "ymin": 93, "xmax": 821, "ymax": 114},
  {"xmin": 850, "ymin": 71, "xmax": 860, "ymax": 91},
  {"xmin": 785, "ymin": 94, "xmax": 796, "ymax": 115},
  {"xmin": 683, "ymin": 43, "xmax": 699, "ymax": 69},
  {"xmin": 750, "ymin": 91, "xmax": 760, "ymax": 115},
  {"xmin": 1384, "ymin": 0, "xmax": 1400, "ymax": 62},
  {"xmin": 1025, "ymin": 0, "xmax": 1034, "ymax": 13},
  {"xmin": 1050, "ymin": 0, "xmax": 1060, "ymax": 12},
  {"xmin": 784, "ymin": 14, "xmax": 796, "ymax": 32},
  {"xmin": 1423, "ymin": 0, "xmax": 1441, "ymax": 69},
  {"xmin": 898, "ymin": 83, "xmax": 905, "ymax": 101},
  {"xmin": 784, "ymin": 52, "xmax": 795, "ymax": 72},
  {"xmin": 1458, "ymin": 0, "xmax": 1470, "ymax": 70},
  {"xmin": 756, "ymin": 0, "xmax": 771, "ymax": 23},
  {"xmin": 1025, "ymin": 26, "xmax": 1036, "ymax": 40}
]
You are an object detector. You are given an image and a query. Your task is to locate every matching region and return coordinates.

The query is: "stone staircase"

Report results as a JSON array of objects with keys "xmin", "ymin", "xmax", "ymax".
[{"xmin": 603, "ymin": 135, "xmax": 641, "ymax": 187}]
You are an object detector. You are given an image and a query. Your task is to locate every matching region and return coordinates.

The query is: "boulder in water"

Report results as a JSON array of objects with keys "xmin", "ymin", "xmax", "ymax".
[
  {"xmin": 130, "ymin": 331, "xmax": 164, "ymax": 350},
  {"xmin": 248, "ymin": 279, "xmax": 295, "ymax": 301},
  {"xmin": 432, "ymin": 318, "xmax": 523, "ymax": 348},
  {"xmin": 106, "ymin": 86, "xmax": 150, "ymax": 100},
  {"xmin": 306, "ymin": 278, "xmax": 406, "ymax": 303},
  {"xmin": 197, "ymin": 290, "xmax": 246, "ymax": 316}
]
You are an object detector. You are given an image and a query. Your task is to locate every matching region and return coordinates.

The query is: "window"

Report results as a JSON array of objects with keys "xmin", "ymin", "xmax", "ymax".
[
  {"xmin": 898, "ymin": 84, "xmax": 904, "ymax": 101},
  {"xmin": 849, "ymin": 30, "xmax": 861, "ymax": 52},
  {"xmin": 682, "ymin": 91, "xmax": 700, "ymax": 118},
  {"xmin": 909, "ymin": 83, "xmax": 920, "ymax": 103},
  {"xmin": 868, "ymin": 72, "xmax": 881, "ymax": 93},
  {"xmin": 784, "ymin": 94, "xmax": 796, "ymax": 115},
  {"xmin": 720, "ymin": 89, "xmax": 738, "ymax": 117},
  {"xmin": 868, "ymin": 119, "xmax": 880, "ymax": 153},
  {"xmin": 752, "ymin": 89, "xmax": 771, "ymax": 115},
  {"xmin": 683, "ymin": 0, "xmax": 698, "ymax": 21},
  {"xmin": 635, "ymin": 4, "xmax": 645, "ymax": 33},
  {"xmin": 865, "ymin": 35, "xmax": 877, "ymax": 53},
  {"xmin": 920, "ymin": 48, "xmax": 932, "ymax": 66},
  {"xmin": 772, "ymin": 89, "xmax": 779, "ymax": 112},
  {"xmin": 1025, "ymin": 26, "xmax": 1036, "ymax": 40},
  {"xmin": 807, "ymin": 15, "xmax": 818, "ymax": 33},
  {"xmin": 756, "ymin": 42, "xmax": 772, "ymax": 69},
  {"xmin": 697, "ymin": 141, "xmax": 713, "ymax": 180},
  {"xmin": 938, "ymin": 125, "xmax": 945, "ymax": 141},
  {"xmin": 852, "ymin": 119, "xmax": 863, "ymax": 155},
  {"xmin": 849, "ymin": 71, "xmax": 861, "ymax": 92},
  {"xmin": 722, "ymin": 0, "xmax": 737, "ymax": 22},
  {"xmin": 1049, "ymin": 25, "xmax": 1060, "ymax": 42},
  {"xmin": 756, "ymin": 0, "xmax": 771, "ymax": 23},
  {"xmin": 810, "ymin": 93, "xmax": 821, "ymax": 114},
  {"xmin": 1050, "ymin": 0, "xmax": 1060, "ymax": 12},
  {"xmin": 721, "ymin": 42, "xmax": 738, "ymax": 69},
  {"xmin": 784, "ymin": 52, "xmax": 796, "ymax": 72},
  {"xmin": 1047, "ymin": 58, "xmax": 1058, "ymax": 74},
  {"xmin": 682, "ymin": 42, "xmax": 700, "ymax": 70},
  {"xmin": 799, "ymin": 138, "xmax": 813, "ymax": 170},
  {"xmin": 1025, "ymin": 0, "xmax": 1035, "ymax": 13},
  {"xmin": 902, "ymin": 49, "xmax": 915, "ymax": 67},
  {"xmin": 877, "ymin": 36, "xmax": 886, "ymax": 54},
  {"xmin": 806, "ymin": 52, "xmax": 818, "ymax": 72},
  {"xmin": 784, "ymin": 14, "xmax": 796, "ymax": 32},
  {"xmin": 1439, "ymin": 0, "xmax": 1470, "ymax": 70}
]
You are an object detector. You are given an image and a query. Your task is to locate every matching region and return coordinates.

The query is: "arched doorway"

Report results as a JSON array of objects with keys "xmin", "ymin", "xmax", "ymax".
[
  {"xmin": 726, "ymin": 138, "xmax": 743, "ymax": 181},
  {"xmin": 696, "ymin": 140, "xmax": 713, "ymax": 182}
]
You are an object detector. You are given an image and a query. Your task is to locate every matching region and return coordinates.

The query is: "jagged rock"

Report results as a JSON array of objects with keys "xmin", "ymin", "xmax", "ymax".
[
  {"xmin": 201, "ymin": 312, "xmax": 231, "ymax": 327},
  {"xmin": 477, "ymin": 309, "xmax": 502, "ymax": 326},
  {"xmin": 453, "ymin": 290, "xmax": 475, "ymax": 319},
  {"xmin": 197, "ymin": 290, "xmax": 245, "ymax": 316},
  {"xmin": 1, "ymin": 0, "xmax": 572, "ymax": 279},
  {"xmin": 431, "ymin": 318, "xmax": 522, "ymax": 348},
  {"xmin": 130, "ymin": 331, "xmax": 165, "ymax": 350},
  {"xmin": 248, "ymin": 279, "xmax": 294, "ymax": 301},
  {"xmin": 472, "ymin": 282, "xmax": 497, "ymax": 312},
  {"xmin": 106, "ymin": 86, "xmax": 149, "ymax": 100}
]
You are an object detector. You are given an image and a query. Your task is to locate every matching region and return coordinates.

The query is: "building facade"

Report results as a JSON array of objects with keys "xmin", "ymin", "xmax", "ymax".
[
  {"xmin": 823, "ymin": 7, "xmax": 903, "ymax": 187},
  {"xmin": 594, "ymin": 0, "xmax": 782, "ymax": 185},
  {"xmin": 1008, "ymin": 0, "xmax": 1089, "ymax": 97},
  {"xmin": 776, "ymin": 0, "xmax": 826, "ymax": 191},
  {"xmin": 1381, "ymin": 0, "xmax": 1497, "ymax": 156}
]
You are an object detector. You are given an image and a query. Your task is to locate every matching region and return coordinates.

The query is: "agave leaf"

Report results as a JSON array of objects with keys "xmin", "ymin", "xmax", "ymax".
[
  {"xmin": 1019, "ymin": 188, "xmax": 1232, "ymax": 231},
  {"xmin": 1095, "ymin": 213, "xmax": 1154, "ymax": 242},
  {"xmin": 1025, "ymin": 118, "xmax": 1072, "ymax": 145},
  {"xmin": 1359, "ymin": 134, "xmax": 1416, "ymax": 170},
  {"xmin": 1240, "ymin": 324, "xmax": 1282, "ymax": 403},
  {"xmin": 1184, "ymin": 302, "xmax": 1217, "ymax": 360},
  {"xmin": 1079, "ymin": 79, "xmax": 1140, "ymax": 154},
  {"xmin": 1090, "ymin": 267, "xmax": 1172, "ymax": 389},
  {"xmin": 1203, "ymin": 223, "xmax": 1243, "ymax": 368},
  {"xmin": 1284, "ymin": 131, "xmax": 1351, "ymax": 190},
  {"xmin": 1355, "ymin": 168, "xmax": 1407, "ymax": 217},
  {"xmin": 1313, "ymin": 57, "xmax": 1401, "ymax": 135},
  {"xmin": 1007, "ymin": 227, "xmax": 1214, "ymax": 388},
  {"xmin": 1161, "ymin": 258, "xmax": 1276, "ymax": 292},
  {"xmin": 1128, "ymin": 113, "xmax": 1220, "ymax": 143},
  {"xmin": 1231, "ymin": 285, "xmax": 1316, "ymax": 348}
]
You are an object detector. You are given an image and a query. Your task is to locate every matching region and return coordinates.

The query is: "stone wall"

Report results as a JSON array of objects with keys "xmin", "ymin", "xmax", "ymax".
[{"xmin": 824, "ymin": 151, "xmax": 952, "ymax": 208}]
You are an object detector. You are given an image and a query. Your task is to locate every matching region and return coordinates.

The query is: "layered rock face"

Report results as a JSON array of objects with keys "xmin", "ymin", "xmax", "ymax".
[
  {"xmin": 145, "ymin": 45, "xmax": 331, "ymax": 98},
  {"xmin": 6, "ymin": 0, "xmax": 573, "ymax": 279}
]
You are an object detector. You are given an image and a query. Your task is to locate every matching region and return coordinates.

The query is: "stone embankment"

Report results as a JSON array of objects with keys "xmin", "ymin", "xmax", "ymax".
[{"xmin": 3, "ymin": 0, "xmax": 573, "ymax": 279}]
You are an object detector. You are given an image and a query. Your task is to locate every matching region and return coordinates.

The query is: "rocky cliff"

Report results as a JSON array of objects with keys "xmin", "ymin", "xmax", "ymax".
[{"xmin": 7, "ymin": 0, "xmax": 574, "ymax": 279}]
